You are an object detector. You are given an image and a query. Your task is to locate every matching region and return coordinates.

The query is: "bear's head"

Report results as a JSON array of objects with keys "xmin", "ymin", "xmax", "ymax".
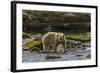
[
  {"xmin": 56, "ymin": 44, "xmax": 64, "ymax": 54},
  {"xmin": 57, "ymin": 33, "xmax": 65, "ymax": 43}
]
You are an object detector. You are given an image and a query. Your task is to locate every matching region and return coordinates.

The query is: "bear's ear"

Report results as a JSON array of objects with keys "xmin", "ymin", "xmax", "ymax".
[
  {"xmin": 62, "ymin": 34, "xmax": 64, "ymax": 37},
  {"xmin": 63, "ymin": 34, "xmax": 66, "ymax": 39}
]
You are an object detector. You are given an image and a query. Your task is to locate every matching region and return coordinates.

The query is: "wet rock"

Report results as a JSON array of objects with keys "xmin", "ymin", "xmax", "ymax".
[
  {"xmin": 86, "ymin": 54, "xmax": 91, "ymax": 58},
  {"xmin": 75, "ymin": 54, "xmax": 83, "ymax": 57},
  {"xmin": 45, "ymin": 55, "xmax": 62, "ymax": 59}
]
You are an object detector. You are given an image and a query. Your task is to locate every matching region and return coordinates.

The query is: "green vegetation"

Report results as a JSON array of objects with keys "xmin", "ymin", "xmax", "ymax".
[
  {"xmin": 30, "ymin": 41, "xmax": 43, "ymax": 52},
  {"xmin": 23, "ymin": 38, "xmax": 42, "ymax": 51},
  {"xmin": 65, "ymin": 32, "xmax": 90, "ymax": 42},
  {"xmin": 86, "ymin": 54, "xmax": 91, "ymax": 59},
  {"xmin": 23, "ymin": 10, "xmax": 90, "ymax": 23},
  {"xmin": 23, "ymin": 32, "xmax": 31, "ymax": 39}
]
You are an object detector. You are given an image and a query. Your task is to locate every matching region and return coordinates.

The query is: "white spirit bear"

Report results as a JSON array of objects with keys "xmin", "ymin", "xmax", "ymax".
[{"xmin": 42, "ymin": 32, "xmax": 66, "ymax": 53}]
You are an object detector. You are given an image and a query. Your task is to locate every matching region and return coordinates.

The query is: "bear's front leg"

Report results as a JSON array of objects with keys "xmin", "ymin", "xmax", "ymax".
[
  {"xmin": 43, "ymin": 44, "xmax": 50, "ymax": 52},
  {"xmin": 64, "ymin": 43, "xmax": 67, "ymax": 53}
]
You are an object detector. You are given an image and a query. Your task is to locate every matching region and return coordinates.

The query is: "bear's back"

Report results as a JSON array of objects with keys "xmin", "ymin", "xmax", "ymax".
[{"xmin": 42, "ymin": 32, "xmax": 56, "ymax": 45}]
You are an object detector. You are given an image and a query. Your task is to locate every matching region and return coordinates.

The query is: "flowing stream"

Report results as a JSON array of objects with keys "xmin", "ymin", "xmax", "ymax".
[
  {"xmin": 22, "ymin": 33, "xmax": 91, "ymax": 63},
  {"xmin": 22, "ymin": 45, "xmax": 91, "ymax": 63}
]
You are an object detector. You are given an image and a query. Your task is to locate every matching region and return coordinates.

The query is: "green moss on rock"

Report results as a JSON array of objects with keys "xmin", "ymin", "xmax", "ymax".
[
  {"xmin": 86, "ymin": 54, "xmax": 91, "ymax": 59},
  {"xmin": 45, "ymin": 55, "xmax": 61, "ymax": 59},
  {"xmin": 65, "ymin": 32, "xmax": 91, "ymax": 42},
  {"xmin": 22, "ymin": 32, "xmax": 31, "ymax": 38},
  {"xmin": 23, "ymin": 38, "xmax": 43, "ymax": 52}
]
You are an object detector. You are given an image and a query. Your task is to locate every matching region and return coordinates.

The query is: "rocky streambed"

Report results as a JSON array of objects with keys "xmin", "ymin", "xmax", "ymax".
[
  {"xmin": 22, "ymin": 33, "xmax": 91, "ymax": 63},
  {"xmin": 22, "ymin": 45, "xmax": 91, "ymax": 63}
]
